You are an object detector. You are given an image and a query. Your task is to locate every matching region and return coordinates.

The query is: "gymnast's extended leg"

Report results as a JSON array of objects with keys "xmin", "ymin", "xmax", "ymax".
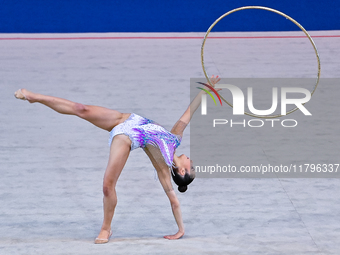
[{"xmin": 14, "ymin": 88, "xmax": 129, "ymax": 131}]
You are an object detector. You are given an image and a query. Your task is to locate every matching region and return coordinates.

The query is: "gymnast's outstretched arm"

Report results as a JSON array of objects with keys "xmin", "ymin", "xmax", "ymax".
[
  {"xmin": 171, "ymin": 75, "xmax": 221, "ymax": 136},
  {"xmin": 143, "ymin": 146, "xmax": 185, "ymax": 240}
]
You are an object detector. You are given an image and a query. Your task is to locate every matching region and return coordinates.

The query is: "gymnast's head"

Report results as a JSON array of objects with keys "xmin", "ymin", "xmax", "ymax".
[{"xmin": 172, "ymin": 154, "xmax": 195, "ymax": 193}]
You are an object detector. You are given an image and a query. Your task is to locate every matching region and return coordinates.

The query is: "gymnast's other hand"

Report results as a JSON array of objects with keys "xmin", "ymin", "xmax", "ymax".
[{"xmin": 210, "ymin": 75, "xmax": 221, "ymax": 91}]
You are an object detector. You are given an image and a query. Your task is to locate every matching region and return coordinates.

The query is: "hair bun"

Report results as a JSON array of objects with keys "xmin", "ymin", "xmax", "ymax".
[{"xmin": 178, "ymin": 185, "xmax": 187, "ymax": 193}]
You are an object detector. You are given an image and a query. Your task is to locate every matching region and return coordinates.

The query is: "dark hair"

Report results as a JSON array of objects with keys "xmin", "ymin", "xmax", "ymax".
[{"xmin": 171, "ymin": 166, "xmax": 195, "ymax": 193}]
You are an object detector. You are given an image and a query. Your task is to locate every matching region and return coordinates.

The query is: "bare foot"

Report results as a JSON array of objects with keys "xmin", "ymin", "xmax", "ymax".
[
  {"xmin": 94, "ymin": 229, "xmax": 112, "ymax": 244},
  {"xmin": 164, "ymin": 230, "xmax": 184, "ymax": 240},
  {"xmin": 14, "ymin": 88, "xmax": 35, "ymax": 103}
]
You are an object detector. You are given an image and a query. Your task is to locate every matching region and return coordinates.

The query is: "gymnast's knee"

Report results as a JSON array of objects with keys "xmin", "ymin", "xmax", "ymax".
[
  {"xmin": 102, "ymin": 182, "xmax": 116, "ymax": 197},
  {"xmin": 74, "ymin": 103, "xmax": 88, "ymax": 117}
]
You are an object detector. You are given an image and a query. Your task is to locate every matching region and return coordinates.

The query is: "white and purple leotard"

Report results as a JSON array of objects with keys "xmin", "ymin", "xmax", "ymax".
[{"xmin": 108, "ymin": 113, "xmax": 181, "ymax": 167}]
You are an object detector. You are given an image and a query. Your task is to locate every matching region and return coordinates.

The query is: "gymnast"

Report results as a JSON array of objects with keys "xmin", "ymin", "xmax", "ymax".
[{"xmin": 14, "ymin": 75, "xmax": 220, "ymax": 243}]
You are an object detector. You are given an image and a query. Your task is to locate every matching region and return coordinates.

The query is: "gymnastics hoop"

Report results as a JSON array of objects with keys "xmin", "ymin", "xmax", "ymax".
[{"xmin": 201, "ymin": 6, "xmax": 321, "ymax": 119}]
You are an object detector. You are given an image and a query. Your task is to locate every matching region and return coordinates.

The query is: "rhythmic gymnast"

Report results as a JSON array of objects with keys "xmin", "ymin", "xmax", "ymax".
[{"xmin": 14, "ymin": 75, "xmax": 220, "ymax": 243}]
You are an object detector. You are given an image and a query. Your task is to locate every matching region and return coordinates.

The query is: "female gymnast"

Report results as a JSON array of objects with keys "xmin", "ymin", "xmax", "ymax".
[{"xmin": 14, "ymin": 75, "xmax": 220, "ymax": 243}]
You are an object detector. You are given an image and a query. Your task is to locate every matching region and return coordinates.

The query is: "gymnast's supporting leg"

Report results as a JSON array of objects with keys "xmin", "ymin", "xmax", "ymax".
[
  {"xmin": 95, "ymin": 136, "xmax": 131, "ymax": 243},
  {"xmin": 14, "ymin": 88, "xmax": 128, "ymax": 131}
]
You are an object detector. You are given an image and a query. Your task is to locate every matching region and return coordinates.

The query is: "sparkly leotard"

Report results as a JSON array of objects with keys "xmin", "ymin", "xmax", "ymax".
[{"xmin": 108, "ymin": 113, "xmax": 181, "ymax": 167}]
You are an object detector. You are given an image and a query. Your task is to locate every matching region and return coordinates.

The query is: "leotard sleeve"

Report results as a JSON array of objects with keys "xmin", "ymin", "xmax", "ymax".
[{"xmin": 170, "ymin": 120, "xmax": 187, "ymax": 139}]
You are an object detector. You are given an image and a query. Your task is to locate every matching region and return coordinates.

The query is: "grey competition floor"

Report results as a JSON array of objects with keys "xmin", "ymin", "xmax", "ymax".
[{"xmin": 1, "ymin": 31, "xmax": 340, "ymax": 254}]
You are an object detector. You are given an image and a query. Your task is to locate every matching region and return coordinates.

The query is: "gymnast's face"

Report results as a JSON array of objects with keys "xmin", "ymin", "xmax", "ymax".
[{"xmin": 178, "ymin": 154, "xmax": 194, "ymax": 176}]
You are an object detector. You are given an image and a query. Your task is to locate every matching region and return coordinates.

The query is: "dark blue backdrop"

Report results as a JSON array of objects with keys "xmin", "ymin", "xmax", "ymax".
[{"xmin": 0, "ymin": 0, "xmax": 339, "ymax": 33}]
